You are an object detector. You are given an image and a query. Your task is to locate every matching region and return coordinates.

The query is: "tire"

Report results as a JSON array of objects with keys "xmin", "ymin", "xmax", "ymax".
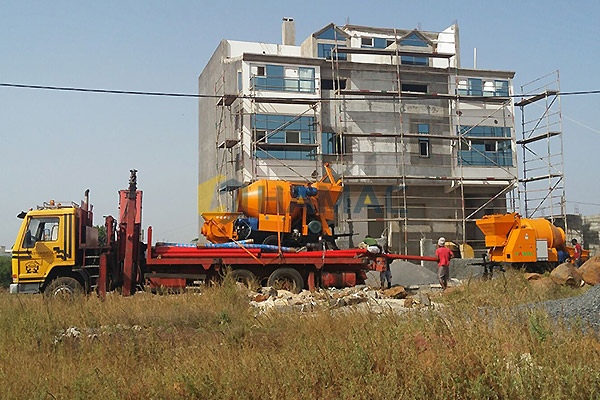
[
  {"xmin": 230, "ymin": 269, "xmax": 257, "ymax": 288},
  {"xmin": 45, "ymin": 276, "xmax": 84, "ymax": 298},
  {"xmin": 267, "ymin": 268, "xmax": 304, "ymax": 293}
]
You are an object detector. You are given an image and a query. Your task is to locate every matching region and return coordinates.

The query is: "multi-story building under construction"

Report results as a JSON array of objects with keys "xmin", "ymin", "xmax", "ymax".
[{"xmin": 198, "ymin": 18, "xmax": 518, "ymax": 255}]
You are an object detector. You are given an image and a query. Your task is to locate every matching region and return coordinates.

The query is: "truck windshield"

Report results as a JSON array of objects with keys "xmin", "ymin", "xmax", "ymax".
[{"xmin": 23, "ymin": 217, "xmax": 60, "ymax": 248}]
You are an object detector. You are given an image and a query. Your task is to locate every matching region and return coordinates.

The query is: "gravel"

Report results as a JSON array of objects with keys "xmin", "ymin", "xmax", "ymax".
[{"xmin": 538, "ymin": 284, "xmax": 600, "ymax": 330}]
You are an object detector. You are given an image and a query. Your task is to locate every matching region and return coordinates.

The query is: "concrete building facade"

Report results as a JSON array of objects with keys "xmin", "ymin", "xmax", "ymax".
[{"xmin": 198, "ymin": 19, "xmax": 517, "ymax": 255}]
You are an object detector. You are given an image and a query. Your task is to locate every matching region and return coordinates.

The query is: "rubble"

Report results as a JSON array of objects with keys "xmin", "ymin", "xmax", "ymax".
[
  {"xmin": 246, "ymin": 284, "xmax": 440, "ymax": 315},
  {"xmin": 382, "ymin": 286, "xmax": 407, "ymax": 299}
]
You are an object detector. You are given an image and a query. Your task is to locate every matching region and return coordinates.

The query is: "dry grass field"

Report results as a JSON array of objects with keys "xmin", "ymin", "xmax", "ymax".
[{"xmin": 1, "ymin": 271, "xmax": 599, "ymax": 399}]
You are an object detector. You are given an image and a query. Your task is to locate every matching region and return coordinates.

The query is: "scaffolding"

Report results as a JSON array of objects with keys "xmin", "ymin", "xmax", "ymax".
[
  {"xmin": 212, "ymin": 27, "xmax": 521, "ymax": 255},
  {"xmin": 326, "ymin": 30, "xmax": 519, "ymax": 254},
  {"xmin": 515, "ymin": 71, "xmax": 566, "ymax": 225}
]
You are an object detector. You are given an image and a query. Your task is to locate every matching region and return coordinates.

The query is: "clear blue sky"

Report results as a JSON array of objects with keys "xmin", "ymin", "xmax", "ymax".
[{"xmin": 1, "ymin": 0, "xmax": 599, "ymax": 247}]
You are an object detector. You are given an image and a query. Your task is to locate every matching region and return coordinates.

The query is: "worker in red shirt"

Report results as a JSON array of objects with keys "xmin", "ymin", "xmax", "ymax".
[
  {"xmin": 435, "ymin": 237, "xmax": 453, "ymax": 290},
  {"xmin": 572, "ymin": 239, "xmax": 583, "ymax": 267}
]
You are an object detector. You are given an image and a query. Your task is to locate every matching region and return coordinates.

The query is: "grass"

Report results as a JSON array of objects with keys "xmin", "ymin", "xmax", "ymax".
[{"xmin": 0, "ymin": 270, "xmax": 599, "ymax": 399}]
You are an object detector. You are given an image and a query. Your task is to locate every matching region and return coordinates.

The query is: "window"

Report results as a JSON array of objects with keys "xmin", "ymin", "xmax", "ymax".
[
  {"xmin": 237, "ymin": 71, "xmax": 242, "ymax": 92},
  {"xmin": 322, "ymin": 132, "xmax": 345, "ymax": 155},
  {"xmin": 252, "ymin": 114, "xmax": 316, "ymax": 160},
  {"xmin": 400, "ymin": 32, "xmax": 429, "ymax": 47},
  {"xmin": 458, "ymin": 138, "xmax": 513, "ymax": 166},
  {"xmin": 419, "ymin": 139, "xmax": 430, "ymax": 157},
  {"xmin": 23, "ymin": 217, "xmax": 60, "ymax": 248},
  {"xmin": 401, "ymin": 83, "xmax": 427, "ymax": 93},
  {"xmin": 361, "ymin": 37, "xmax": 373, "ymax": 47},
  {"xmin": 286, "ymin": 131, "xmax": 300, "ymax": 143},
  {"xmin": 254, "ymin": 130, "xmax": 266, "ymax": 143},
  {"xmin": 318, "ymin": 43, "xmax": 347, "ymax": 60},
  {"xmin": 418, "ymin": 124, "xmax": 429, "ymax": 134},
  {"xmin": 386, "ymin": 39, "xmax": 395, "ymax": 48},
  {"xmin": 458, "ymin": 126, "xmax": 511, "ymax": 137},
  {"xmin": 321, "ymin": 79, "xmax": 347, "ymax": 90},
  {"xmin": 252, "ymin": 64, "xmax": 315, "ymax": 93},
  {"xmin": 317, "ymin": 26, "xmax": 340, "ymax": 40},
  {"xmin": 495, "ymin": 80, "xmax": 509, "ymax": 96},
  {"xmin": 458, "ymin": 78, "xmax": 508, "ymax": 97},
  {"xmin": 401, "ymin": 56, "xmax": 429, "ymax": 66}
]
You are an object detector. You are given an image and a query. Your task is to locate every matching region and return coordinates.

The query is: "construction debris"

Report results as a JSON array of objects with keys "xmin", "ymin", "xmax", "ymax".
[{"xmin": 246, "ymin": 285, "xmax": 438, "ymax": 315}]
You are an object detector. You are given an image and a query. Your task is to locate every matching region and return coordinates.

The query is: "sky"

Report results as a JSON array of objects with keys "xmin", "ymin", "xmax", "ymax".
[{"xmin": 1, "ymin": 0, "xmax": 599, "ymax": 248}]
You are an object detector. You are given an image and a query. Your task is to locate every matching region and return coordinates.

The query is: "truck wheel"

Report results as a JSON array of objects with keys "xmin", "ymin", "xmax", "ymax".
[
  {"xmin": 230, "ymin": 269, "xmax": 257, "ymax": 289},
  {"xmin": 267, "ymin": 268, "xmax": 304, "ymax": 293},
  {"xmin": 45, "ymin": 277, "xmax": 83, "ymax": 298}
]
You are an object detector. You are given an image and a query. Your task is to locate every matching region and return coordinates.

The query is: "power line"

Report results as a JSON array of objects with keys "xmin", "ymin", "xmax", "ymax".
[{"xmin": 3, "ymin": 82, "xmax": 600, "ymax": 101}]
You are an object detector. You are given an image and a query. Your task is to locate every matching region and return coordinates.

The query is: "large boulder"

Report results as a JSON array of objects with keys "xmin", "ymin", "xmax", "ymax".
[
  {"xmin": 524, "ymin": 273, "xmax": 542, "ymax": 281},
  {"xmin": 550, "ymin": 262, "xmax": 583, "ymax": 287},
  {"xmin": 528, "ymin": 276, "xmax": 558, "ymax": 291},
  {"xmin": 580, "ymin": 256, "xmax": 600, "ymax": 286}
]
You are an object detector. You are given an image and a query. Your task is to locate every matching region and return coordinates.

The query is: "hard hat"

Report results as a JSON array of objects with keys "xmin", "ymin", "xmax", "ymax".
[{"xmin": 438, "ymin": 237, "xmax": 446, "ymax": 246}]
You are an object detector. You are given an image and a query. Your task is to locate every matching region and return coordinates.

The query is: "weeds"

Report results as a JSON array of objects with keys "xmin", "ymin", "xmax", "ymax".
[{"xmin": 0, "ymin": 270, "xmax": 598, "ymax": 398}]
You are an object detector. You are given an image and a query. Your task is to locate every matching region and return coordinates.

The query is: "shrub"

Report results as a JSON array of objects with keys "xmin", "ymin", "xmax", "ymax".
[{"xmin": 0, "ymin": 257, "xmax": 11, "ymax": 287}]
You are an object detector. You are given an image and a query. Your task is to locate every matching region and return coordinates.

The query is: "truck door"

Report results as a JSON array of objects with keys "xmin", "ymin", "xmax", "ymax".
[{"xmin": 18, "ymin": 215, "xmax": 65, "ymax": 283}]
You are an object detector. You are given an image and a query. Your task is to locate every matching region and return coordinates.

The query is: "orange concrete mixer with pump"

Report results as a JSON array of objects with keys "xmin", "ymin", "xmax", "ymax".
[
  {"xmin": 201, "ymin": 163, "xmax": 343, "ymax": 247},
  {"xmin": 476, "ymin": 212, "xmax": 589, "ymax": 269}
]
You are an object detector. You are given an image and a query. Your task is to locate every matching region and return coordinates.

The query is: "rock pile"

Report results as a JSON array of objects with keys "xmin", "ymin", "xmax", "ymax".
[{"xmin": 246, "ymin": 284, "xmax": 435, "ymax": 315}]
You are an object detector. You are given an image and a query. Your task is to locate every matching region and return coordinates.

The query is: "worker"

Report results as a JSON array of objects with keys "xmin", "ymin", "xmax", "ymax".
[
  {"xmin": 380, "ymin": 244, "xmax": 392, "ymax": 289},
  {"xmin": 572, "ymin": 239, "xmax": 583, "ymax": 267},
  {"xmin": 435, "ymin": 237, "xmax": 453, "ymax": 290}
]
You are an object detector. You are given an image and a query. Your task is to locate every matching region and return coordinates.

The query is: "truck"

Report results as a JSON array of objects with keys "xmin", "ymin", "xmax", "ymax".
[
  {"xmin": 10, "ymin": 170, "xmax": 435, "ymax": 296},
  {"xmin": 476, "ymin": 212, "xmax": 590, "ymax": 271}
]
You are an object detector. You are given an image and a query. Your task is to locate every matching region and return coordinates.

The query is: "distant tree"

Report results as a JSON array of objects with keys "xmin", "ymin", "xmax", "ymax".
[
  {"xmin": 96, "ymin": 225, "xmax": 107, "ymax": 247},
  {"xmin": 0, "ymin": 257, "xmax": 11, "ymax": 288}
]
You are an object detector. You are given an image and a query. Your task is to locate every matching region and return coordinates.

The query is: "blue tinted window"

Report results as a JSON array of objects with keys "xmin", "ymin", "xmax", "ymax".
[
  {"xmin": 468, "ymin": 78, "xmax": 483, "ymax": 96},
  {"xmin": 458, "ymin": 139, "xmax": 513, "ymax": 166},
  {"xmin": 400, "ymin": 33, "xmax": 428, "ymax": 47},
  {"xmin": 318, "ymin": 43, "xmax": 347, "ymax": 60},
  {"xmin": 495, "ymin": 80, "xmax": 509, "ymax": 96},
  {"xmin": 373, "ymin": 38, "xmax": 387, "ymax": 48},
  {"xmin": 317, "ymin": 26, "xmax": 339, "ymax": 40},
  {"xmin": 459, "ymin": 126, "xmax": 511, "ymax": 138},
  {"xmin": 253, "ymin": 114, "xmax": 316, "ymax": 160},
  {"xmin": 459, "ymin": 78, "xmax": 509, "ymax": 97},
  {"xmin": 252, "ymin": 65, "xmax": 315, "ymax": 93},
  {"xmin": 418, "ymin": 124, "xmax": 429, "ymax": 134},
  {"xmin": 401, "ymin": 56, "xmax": 428, "ymax": 66}
]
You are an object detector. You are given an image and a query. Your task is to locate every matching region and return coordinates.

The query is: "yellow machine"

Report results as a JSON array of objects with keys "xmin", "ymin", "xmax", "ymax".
[
  {"xmin": 10, "ymin": 197, "xmax": 99, "ymax": 294},
  {"xmin": 476, "ymin": 213, "xmax": 589, "ymax": 267},
  {"xmin": 201, "ymin": 163, "xmax": 343, "ymax": 246}
]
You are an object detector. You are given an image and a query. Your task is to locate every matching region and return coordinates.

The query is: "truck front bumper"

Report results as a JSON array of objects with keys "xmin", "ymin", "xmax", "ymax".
[{"xmin": 9, "ymin": 283, "xmax": 41, "ymax": 294}]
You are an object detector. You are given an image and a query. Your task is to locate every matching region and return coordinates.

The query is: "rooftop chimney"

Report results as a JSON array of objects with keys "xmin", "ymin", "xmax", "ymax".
[{"xmin": 282, "ymin": 17, "xmax": 295, "ymax": 46}]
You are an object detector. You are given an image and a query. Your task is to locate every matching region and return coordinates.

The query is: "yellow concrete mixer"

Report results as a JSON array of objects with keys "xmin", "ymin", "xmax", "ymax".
[
  {"xmin": 201, "ymin": 163, "xmax": 343, "ymax": 246},
  {"xmin": 476, "ymin": 212, "xmax": 589, "ymax": 269}
]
